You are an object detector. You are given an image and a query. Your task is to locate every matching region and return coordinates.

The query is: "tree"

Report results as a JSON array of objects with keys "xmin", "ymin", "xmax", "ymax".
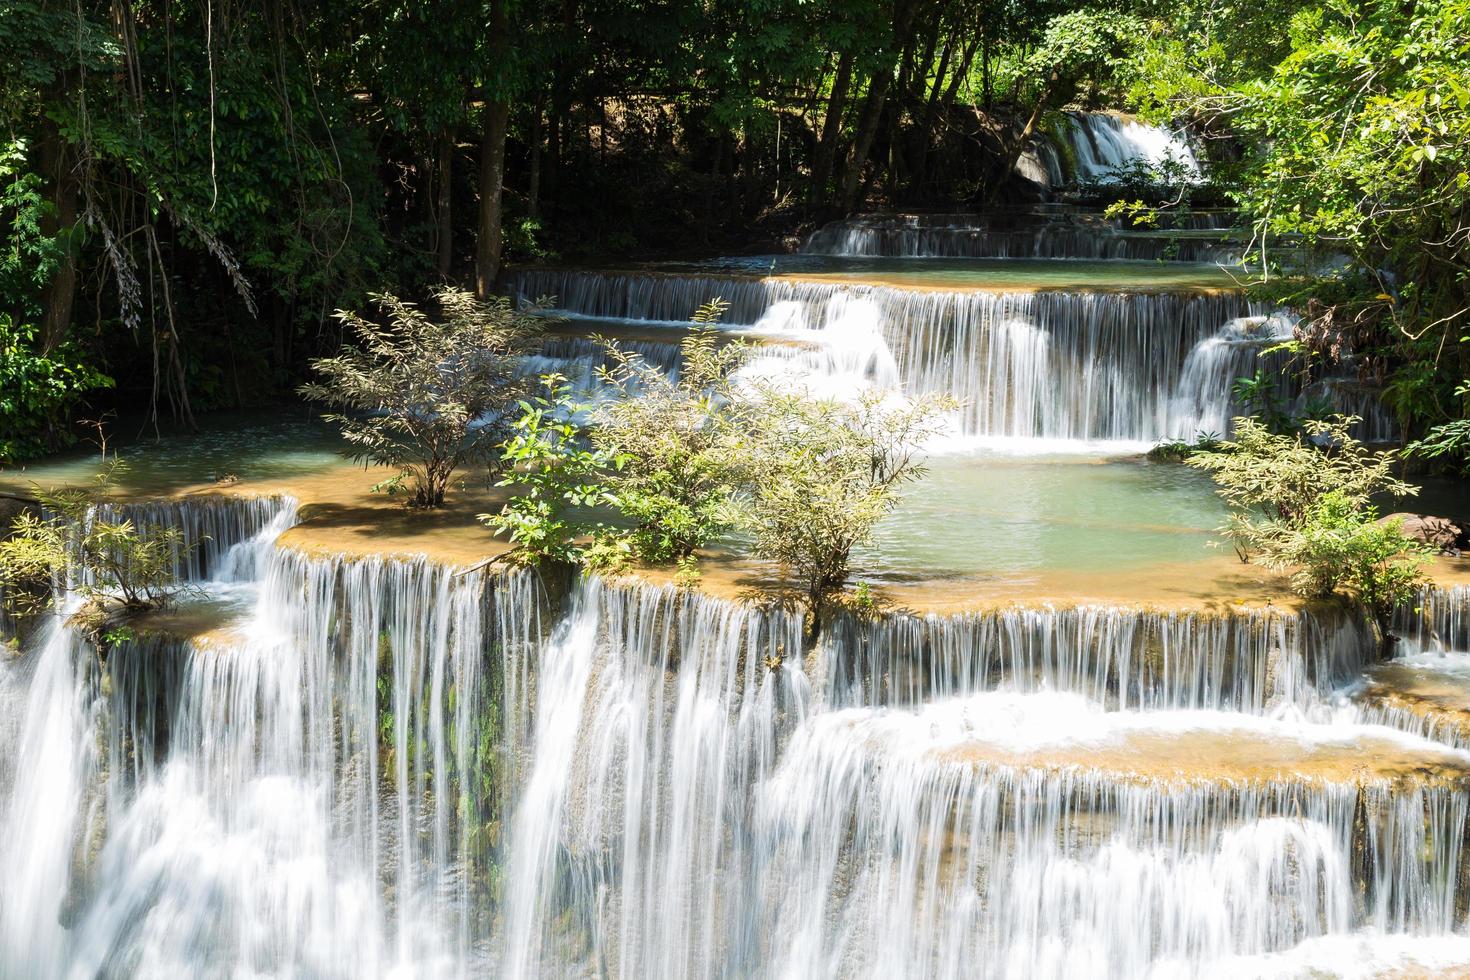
[
  {"xmin": 1130, "ymin": 0, "xmax": 1470, "ymax": 449},
  {"xmin": 592, "ymin": 299, "xmax": 746, "ymax": 564},
  {"xmin": 300, "ymin": 288, "xmax": 542, "ymax": 508},
  {"xmin": 1261, "ymin": 492, "xmax": 1433, "ymax": 622},
  {"xmin": 731, "ymin": 387, "xmax": 953, "ymax": 638},
  {"xmin": 1188, "ymin": 415, "xmax": 1415, "ymax": 531}
]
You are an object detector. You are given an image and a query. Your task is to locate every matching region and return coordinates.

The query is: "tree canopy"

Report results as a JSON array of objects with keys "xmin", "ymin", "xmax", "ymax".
[{"xmin": 1, "ymin": 0, "xmax": 1467, "ymax": 461}]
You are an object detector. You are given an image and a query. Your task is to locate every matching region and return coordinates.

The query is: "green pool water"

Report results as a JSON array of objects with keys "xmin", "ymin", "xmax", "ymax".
[
  {"xmin": 8, "ymin": 413, "xmax": 1455, "ymax": 588},
  {"xmin": 0, "ymin": 410, "xmax": 344, "ymax": 496},
  {"xmin": 859, "ymin": 452, "xmax": 1228, "ymax": 580}
]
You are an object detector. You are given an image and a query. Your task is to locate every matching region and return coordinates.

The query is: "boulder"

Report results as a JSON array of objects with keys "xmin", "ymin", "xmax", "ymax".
[{"xmin": 1381, "ymin": 513, "xmax": 1470, "ymax": 556}]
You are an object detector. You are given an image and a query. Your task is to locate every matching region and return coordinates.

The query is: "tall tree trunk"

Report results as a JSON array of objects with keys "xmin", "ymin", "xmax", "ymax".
[
  {"xmin": 911, "ymin": 32, "xmax": 978, "ymax": 194},
  {"xmin": 435, "ymin": 130, "xmax": 454, "ymax": 277},
  {"xmin": 37, "ymin": 105, "xmax": 79, "ymax": 354},
  {"xmin": 809, "ymin": 49, "xmax": 854, "ymax": 207},
  {"xmin": 838, "ymin": 74, "xmax": 894, "ymax": 212},
  {"xmin": 475, "ymin": 0, "xmax": 511, "ymax": 299},
  {"xmin": 984, "ymin": 79, "xmax": 1053, "ymax": 207},
  {"xmin": 838, "ymin": 0, "xmax": 920, "ymax": 212}
]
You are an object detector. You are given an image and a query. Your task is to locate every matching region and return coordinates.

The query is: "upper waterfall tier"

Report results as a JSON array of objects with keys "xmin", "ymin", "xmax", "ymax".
[
  {"xmin": 801, "ymin": 211, "xmax": 1244, "ymax": 261},
  {"xmin": 1050, "ymin": 110, "xmax": 1203, "ymax": 184},
  {"xmin": 514, "ymin": 264, "xmax": 1255, "ymax": 443}
]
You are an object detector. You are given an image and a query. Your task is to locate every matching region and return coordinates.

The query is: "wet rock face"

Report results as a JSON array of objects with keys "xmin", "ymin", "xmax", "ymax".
[{"xmin": 1383, "ymin": 513, "xmax": 1470, "ymax": 556}]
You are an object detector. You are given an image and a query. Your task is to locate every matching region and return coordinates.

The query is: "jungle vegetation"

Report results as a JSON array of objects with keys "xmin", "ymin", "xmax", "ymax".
[{"xmin": 0, "ymin": 0, "xmax": 1467, "ymax": 466}]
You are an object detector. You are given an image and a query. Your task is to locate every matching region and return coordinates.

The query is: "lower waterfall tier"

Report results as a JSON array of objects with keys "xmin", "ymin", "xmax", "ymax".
[{"xmin": 3, "ymin": 496, "xmax": 1470, "ymax": 979}]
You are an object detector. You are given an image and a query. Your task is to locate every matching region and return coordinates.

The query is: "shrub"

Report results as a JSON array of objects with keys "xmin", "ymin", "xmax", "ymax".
[
  {"xmin": 0, "ymin": 315, "xmax": 113, "ymax": 464},
  {"xmin": 731, "ymin": 387, "xmax": 953, "ymax": 637},
  {"xmin": 1147, "ymin": 431, "xmax": 1223, "ymax": 463},
  {"xmin": 300, "ymin": 288, "xmax": 542, "ymax": 508},
  {"xmin": 1188, "ymin": 415, "xmax": 1414, "ymax": 532},
  {"xmin": 1407, "ymin": 380, "xmax": 1470, "ymax": 470},
  {"xmin": 1252, "ymin": 492, "xmax": 1433, "ymax": 618},
  {"xmin": 593, "ymin": 298, "xmax": 745, "ymax": 563},
  {"xmin": 0, "ymin": 462, "xmax": 196, "ymax": 629},
  {"xmin": 1189, "ymin": 414, "xmax": 1430, "ymax": 622},
  {"xmin": 480, "ymin": 374, "xmax": 620, "ymax": 566}
]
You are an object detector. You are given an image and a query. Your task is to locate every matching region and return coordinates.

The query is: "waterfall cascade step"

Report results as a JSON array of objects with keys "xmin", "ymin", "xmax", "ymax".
[{"xmin": 3, "ymin": 493, "xmax": 1470, "ymax": 978}]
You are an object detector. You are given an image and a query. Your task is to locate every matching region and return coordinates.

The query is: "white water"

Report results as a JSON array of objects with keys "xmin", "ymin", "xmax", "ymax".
[
  {"xmin": 515, "ymin": 267, "xmax": 1259, "ymax": 445},
  {"xmin": 1055, "ymin": 110, "xmax": 1202, "ymax": 184},
  {"xmin": 4, "ymin": 498, "xmax": 1470, "ymax": 977},
  {"xmin": 801, "ymin": 212, "xmax": 1240, "ymax": 261}
]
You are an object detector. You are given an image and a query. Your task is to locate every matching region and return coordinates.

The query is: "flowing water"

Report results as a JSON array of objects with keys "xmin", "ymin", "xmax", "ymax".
[
  {"xmin": 0, "ymin": 109, "xmax": 1438, "ymax": 978},
  {"xmin": 5, "ymin": 498, "xmax": 1470, "ymax": 978}
]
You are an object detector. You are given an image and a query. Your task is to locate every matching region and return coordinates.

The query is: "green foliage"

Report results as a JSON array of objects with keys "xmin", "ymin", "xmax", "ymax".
[
  {"xmin": 672, "ymin": 554, "xmax": 702, "ymax": 591},
  {"xmin": 730, "ymin": 388, "xmax": 954, "ymax": 632},
  {"xmin": 1188, "ymin": 415, "xmax": 1428, "ymax": 616},
  {"xmin": 1407, "ymin": 378, "xmax": 1470, "ymax": 468},
  {"xmin": 0, "ymin": 138, "xmax": 111, "ymax": 462},
  {"xmin": 593, "ymin": 298, "xmax": 745, "ymax": 564},
  {"xmin": 481, "ymin": 375, "xmax": 621, "ymax": 567},
  {"xmin": 0, "ymin": 315, "xmax": 112, "ymax": 464},
  {"xmin": 1019, "ymin": 9, "xmax": 1148, "ymax": 106},
  {"xmin": 1133, "ymin": 0, "xmax": 1470, "ymax": 442},
  {"xmin": 0, "ymin": 461, "xmax": 195, "ymax": 622},
  {"xmin": 301, "ymin": 288, "xmax": 542, "ymax": 508},
  {"xmin": 1256, "ymin": 492, "xmax": 1433, "ymax": 617},
  {"xmin": 1147, "ymin": 431, "xmax": 1223, "ymax": 463},
  {"xmin": 1189, "ymin": 415, "xmax": 1414, "ymax": 527}
]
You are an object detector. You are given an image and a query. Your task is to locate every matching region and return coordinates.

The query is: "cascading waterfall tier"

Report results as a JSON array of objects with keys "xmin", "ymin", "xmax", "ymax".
[
  {"xmin": 0, "ymin": 496, "xmax": 542, "ymax": 978},
  {"xmin": 6, "ymin": 497, "xmax": 1470, "ymax": 978},
  {"xmin": 801, "ymin": 212, "xmax": 1241, "ymax": 262},
  {"xmin": 819, "ymin": 601, "xmax": 1376, "ymax": 713},
  {"xmin": 759, "ymin": 691, "xmax": 1470, "ymax": 980},
  {"xmin": 514, "ymin": 267, "xmax": 1255, "ymax": 441},
  {"xmin": 1050, "ymin": 110, "xmax": 1203, "ymax": 185}
]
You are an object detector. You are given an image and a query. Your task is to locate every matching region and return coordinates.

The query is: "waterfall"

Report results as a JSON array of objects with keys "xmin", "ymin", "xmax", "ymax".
[
  {"xmin": 757, "ymin": 694, "xmax": 1470, "ymax": 979},
  {"xmin": 1401, "ymin": 585, "xmax": 1470, "ymax": 652},
  {"xmin": 0, "ymin": 497, "xmax": 542, "ymax": 977},
  {"xmin": 819, "ymin": 601, "xmax": 1376, "ymax": 714},
  {"xmin": 497, "ymin": 578, "xmax": 806, "ymax": 979},
  {"xmin": 801, "ymin": 212, "xmax": 1240, "ymax": 262},
  {"xmin": 1169, "ymin": 315, "xmax": 1297, "ymax": 438},
  {"xmin": 6, "ymin": 498, "xmax": 1470, "ymax": 977},
  {"xmin": 514, "ymin": 268, "xmax": 1255, "ymax": 442},
  {"xmin": 1053, "ymin": 110, "xmax": 1202, "ymax": 184}
]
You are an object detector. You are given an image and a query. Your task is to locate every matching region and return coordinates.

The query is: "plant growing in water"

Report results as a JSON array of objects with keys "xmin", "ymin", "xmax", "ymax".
[
  {"xmin": 1146, "ymin": 431, "xmax": 1223, "ymax": 463},
  {"xmin": 593, "ymin": 298, "xmax": 746, "ymax": 564},
  {"xmin": 731, "ymin": 387, "xmax": 953, "ymax": 640},
  {"xmin": 300, "ymin": 288, "xmax": 544, "ymax": 508},
  {"xmin": 0, "ymin": 461, "xmax": 197, "ymax": 633},
  {"xmin": 481, "ymin": 374, "xmax": 621, "ymax": 567},
  {"xmin": 1188, "ymin": 415, "xmax": 1431, "ymax": 625}
]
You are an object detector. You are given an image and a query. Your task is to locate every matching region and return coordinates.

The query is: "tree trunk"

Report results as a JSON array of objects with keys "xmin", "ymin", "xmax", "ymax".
[
  {"xmin": 435, "ymin": 130, "xmax": 454, "ymax": 277},
  {"xmin": 809, "ymin": 49, "xmax": 854, "ymax": 207},
  {"xmin": 37, "ymin": 104, "xmax": 79, "ymax": 354},
  {"xmin": 911, "ymin": 32, "xmax": 978, "ymax": 194},
  {"xmin": 984, "ymin": 80, "xmax": 1052, "ymax": 207},
  {"xmin": 474, "ymin": 0, "xmax": 511, "ymax": 299},
  {"xmin": 838, "ymin": 74, "xmax": 894, "ymax": 212},
  {"xmin": 838, "ymin": 0, "xmax": 920, "ymax": 212}
]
